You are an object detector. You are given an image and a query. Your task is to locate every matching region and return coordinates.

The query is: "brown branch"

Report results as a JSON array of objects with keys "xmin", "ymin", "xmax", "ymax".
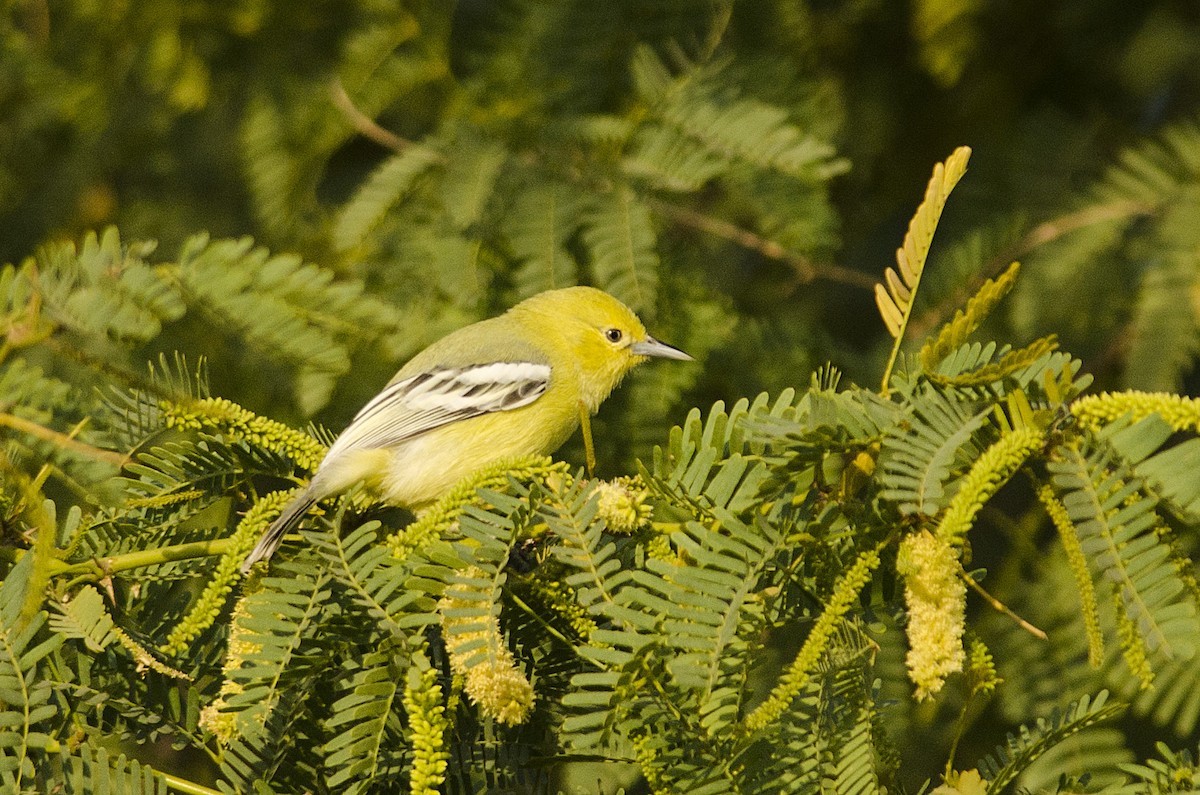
[
  {"xmin": 330, "ymin": 78, "xmax": 411, "ymax": 152},
  {"xmin": 908, "ymin": 199, "xmax": 1153, "ymax": 339},
  {"xmin": 960, "ymin": 566, "xmax": 1048, "ymax": 640},
  {"xmin": 0, "ymin": 412, "xmax": 126, "ymax": 466},
  {"xmin": 651, "ymin": 199, "xmax": 877, "ymax": 290}
]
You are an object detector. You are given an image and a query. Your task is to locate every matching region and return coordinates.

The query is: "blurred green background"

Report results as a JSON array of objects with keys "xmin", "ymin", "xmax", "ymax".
[{"xmin": 5, "ymin": 0, "xmax": 1198, "ymax": 450}]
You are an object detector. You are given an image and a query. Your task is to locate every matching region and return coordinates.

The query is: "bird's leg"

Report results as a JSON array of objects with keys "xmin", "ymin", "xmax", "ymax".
[{"xmin": 578, "ymin": 402, "xmax": 596, "ymax": 477}]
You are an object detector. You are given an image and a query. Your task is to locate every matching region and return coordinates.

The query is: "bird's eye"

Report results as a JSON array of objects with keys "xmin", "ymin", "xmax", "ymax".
[{"xmin": 604, "ymin": 328, "xmax": 623, "ymax": 344}]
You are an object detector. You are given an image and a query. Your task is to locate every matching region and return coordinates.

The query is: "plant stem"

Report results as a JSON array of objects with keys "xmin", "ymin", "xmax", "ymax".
[
  {"xmin": 650, "ymin": 199, "xmax": 876, "ymax": 289},
  {"xmin": 158, "ymin": 770, "xmax": 224, "ymax": 795},
  {"xmin": 330, "ymin": 77, "xmax": 414, "ymax": 153},
  {"xmin": 0, "ymin": 412, "xmax": 126, "ymax": 465},
  {"xmin": 959, "ymin": 566, "xmax": 1047, "ymax": 640},
  {"xmin": 48, "ymin": 537, "xmax": 236, "ymax": 579}
]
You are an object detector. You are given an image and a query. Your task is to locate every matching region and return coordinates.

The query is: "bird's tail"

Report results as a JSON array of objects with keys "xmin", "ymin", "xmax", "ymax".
[{"xmin": 240, "ymin": 489, "xmax": 318, "ymax": 574}]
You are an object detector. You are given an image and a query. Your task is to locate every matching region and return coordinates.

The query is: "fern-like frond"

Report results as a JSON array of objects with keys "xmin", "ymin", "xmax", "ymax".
[
  {"xmin": 50, "ymin": 585, "xmax": 118, "ymax": 652},
  {"xmin": 325, "ymin": 644, "xmax": 407, "ymax": 794},
  {"xmin": 334, "ymin": 145, "xmax": 443, "ymax": 251},
  {"xmin": 921, "ymin": 261, "xmax": 1021, "ymax": 371},
  {"xmin": 821, "ymin": 667, "xmax": 884, "ymax": 795},
  {"xmin": 1047, "ymin": 441, "xmax": 1200, "ymax": 686},
  {"xmin": 553, "ymin": 484, "xmax": 652, "ymax": 749},
  {"xmin": 911, "ymin": 0, "xmax": 983, "ymax": 87},
  {"xmin": 977, "ymin": 690, "xmax": 1123, "ymax": 793},
  {"xmin": 1092, "ymin": 116, "xmax": 1200, "ymax": 206},
  {"xmin": 582, "ymin": 187, "xmax": 659, "ymax": 312},
  {"xmin": 0, "ymin": 556, "xmax": 63, "ymax": 791},
  {"xmin": 121, "ymin": 439, "xmax": 293, "ymax": 502},
  {"xmin": 504, "ymin": 181, "xmax": 582, "ymax": 298},
  {"xmin": 175, "ymin": 233, "xmax": 402, "ymax": 413},
  {"xmin": 743, "ymin": 542, "xmax": 883, "ymax": 735},
  {"xmin": 929, "ymin": 336, "xmax": 1059, "ymax": 389},
  {"xmin": 0, "ymin": 358, "xmax": 75, "ymax": 424},
  {"xmin": 1137, "ymin": 437, "xmax": 1200, "ymax": 518},
  {"xmin": 55, "ymin": 679, "xmax": 207, "ymax": 750},
  {"xmin": 1118, "ymin": 740, "xmax": 1200, "ymax": 791},
  {"xmin": 657, "ymin": 396, "xmax": 763, "ymax": 476},
  {"xmin": 633, "ymin": 512, "xmax": 788, "ymax": 736},
  {"xmin": 1015, "ymin": 726, "xmax": 1132, "ymax": 792},
  {"xmin": 629, "ymin": 47, "xmax": 846, "ymax": 183},
  {"xmin": 217, "ymin": 561, "xmax": 333, "ymax": 787},
  {"xmin": 1123, "ymin": 653, "xmax": 1200, "ymax": 738},
  {"xmin": 31, "ymin": 227, "xmax": 185, "ymax": 343},
  {"xmin": 877, "ymin": 146, "xmax": 972, "ymax": 393},
  {"xmin": 741, "ymin": 627, "xmax": 882, "ymax": 795},
  {"xmin": 311, "ymin": 518, "xmax": 445, "ymax": 638},
  {"xmin": 438, "ymin": 134, "xmax": 507, "ymax": 232},
  {"xmin": 160, "ymin": 489, "xmax": 299, "ymax": 655},
  {"xmin": 60, "ymin": 743, "xmax": 169, "ymax": 794},
  {"xmin": 879, "ymin": 388, "xmax": 992, "ymax": 516},
  {"xmin": 1125, "ymin": 248, "xmax": 1200, "ymax": 391},
  {"xmin": 655, "ymin": 390, "xmax": 801, "ymax": 508}
]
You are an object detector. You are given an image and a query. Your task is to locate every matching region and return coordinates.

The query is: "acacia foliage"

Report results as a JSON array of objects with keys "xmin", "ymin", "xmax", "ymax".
[
  {"xmin": 2, "ymin": 148, "xmax": 1200, "ymax": 793},
  {"xmin": 4, "ymin": 3, "xmax": 1200, "ymax": 792}
]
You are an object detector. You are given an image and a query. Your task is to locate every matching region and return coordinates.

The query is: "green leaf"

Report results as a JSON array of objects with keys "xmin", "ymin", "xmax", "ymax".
[{"xmin": 583, "ymin": 187, "xmax": 659, "ymax": 313}]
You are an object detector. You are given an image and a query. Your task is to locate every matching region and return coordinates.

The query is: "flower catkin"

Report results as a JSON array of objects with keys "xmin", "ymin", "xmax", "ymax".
[
  {"xmin": 898, "ymin": 530, "xmax": 966, "ymax": 700},
  {"xmin": 1071, "ymin": 390, "xmax": 1200, "ymax": 434},
  {"xmin": 199, "ymin": 596, "xmax": 260, "ymax": 744},
  {"xmin": 403, "ymin": 665, "xmax": 449, "ymax": 795},
  {"xmin": 931, "ymin": 769, "xmax": 986, "ymax": 795},
  {"xmin": 437, "ymin": 567, "xmax": 535, "ymax": 726},
  {"xmin": 594, "ymin": 475, "xmax": 653, "ymax": 534}
]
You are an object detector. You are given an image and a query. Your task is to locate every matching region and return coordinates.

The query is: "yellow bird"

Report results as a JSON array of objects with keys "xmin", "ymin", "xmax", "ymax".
[{"xmin": 242, "ymin": 286, "xmax": 691, "ymax": 571}]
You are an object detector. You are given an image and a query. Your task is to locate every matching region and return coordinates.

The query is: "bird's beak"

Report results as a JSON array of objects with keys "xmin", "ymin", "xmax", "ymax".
[{"xmin": 631, "ymin": 336, "xmax": 694, "ymax": 361}]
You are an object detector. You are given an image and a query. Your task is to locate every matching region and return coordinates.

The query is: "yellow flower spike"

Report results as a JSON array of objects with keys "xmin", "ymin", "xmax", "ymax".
[
  {"xmin": 198, "ymin": 699, "xmax": 238, "ymax": 747},
  {"xmin": 936, "ymin": 427, "xmax": 1044, "ymax": 547},
  {"xmin": 387, "ymin": 456, "xmax": 568, "ymax": 558},
  {"xmin": 403, "ymin": 665, "xmax": 449, "ymax": 795},
  {"xmin": 644, "ymin": 533, "xmax": 675, "ymax": 564},
  {"xmin": 1036, "ymin": 485, "xmax": 1105, "ymax": 667},
  {"xmin": 1071, "ymin": 391, "xmax": 1200, "ymax": 433},
  {"xmin": 743, "ymin": 542, "xmax": 883, "ymax": 733},
  {"xmin": 463, "ymin": 657, "xmax": 536, "ymax": 726},
  {"xmin": 201, "ymin": 596, "xmax": 262, "ymax": 745},
  {"xmin": 527, "ymin": 577, "xmax": 596, "ymax": 640},
  {"xmin": 932, "ymin": 769, "xmax": 987, "ymax": 795},
  {"xmin": 160, "ymin": 396, "xmax": 328, "ymax": 472},
  {"xmin": 160, "ymin": 489, "xmax": 298, "ymax": 655},
  {"xmin": 898, "ymin": 530, "xmax": 966, "ymax": 700}
]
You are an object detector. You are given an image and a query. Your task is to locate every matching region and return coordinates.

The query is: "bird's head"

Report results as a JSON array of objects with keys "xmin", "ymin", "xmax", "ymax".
[{"xmin": 511, "ymin": 286, "xmax": 692, "ymax": 412}]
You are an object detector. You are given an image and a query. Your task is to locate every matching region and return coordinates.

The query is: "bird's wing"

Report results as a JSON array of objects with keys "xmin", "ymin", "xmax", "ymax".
[{"xmin": 323, "ymin": 361, "xmax": 551, "ymax": 459}]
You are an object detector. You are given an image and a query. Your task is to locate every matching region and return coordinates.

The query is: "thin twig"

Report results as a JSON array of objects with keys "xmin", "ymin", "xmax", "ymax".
[
  {"xmin": 908, "ymin": 199, "xmax": 1152, "ymax": 339},
  {"xmin": 651, "ymin": 199, "xmax": 876, "ymax": 289},
  {"xmin": 960, "ymin": 566, "xmax": 1048, "ymax": 640},
  {"xmin": 0, "ymin": 412, "xmax": 126, "ymax": 465},
  {"xmin": 330, "ymin": 78, "xmax": 411, "ymax": 152}
]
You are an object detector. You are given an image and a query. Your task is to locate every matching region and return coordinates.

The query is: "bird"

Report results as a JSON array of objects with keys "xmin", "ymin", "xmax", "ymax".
[{"xmin": 241, "ymin": 286, "xmax": 692, "ymax": 572}]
